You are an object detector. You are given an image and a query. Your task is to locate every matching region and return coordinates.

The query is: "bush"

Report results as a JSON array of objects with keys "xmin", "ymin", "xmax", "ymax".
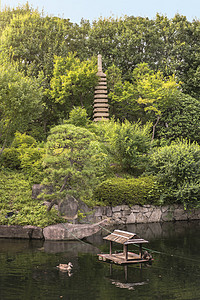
[
  {"xmin": 148, "ymin": 139, "xmax": 200, "ymax": 208},
  {"xmin": 113, "ymin": 120, "xmax": 152, "ymax": 175},
  {"xmin": 19, "ymin": 147, "xmax": 45, "ymax": 184},
  {"xmin": 0, "ymin": 148, "xmax": 21, "ymax": 169},
  {"xmin": 87, "ymin": 119, "xmax": 152, "ymax": 176},
  {"xmin": 0, "ymin": 132, "xmax": 45, "ymax": 184},
  {"xmin": 155, "ymin": 93, "xmax": 200, "ymax": 144},
  {"xmin": 11, "ymin": 132, "xmax": 37, "ymax": 148},
  {"xmin": 93, "ymin": 176, "xmax": 161, "ymax": 206},
  {"xmin": 66, "ymin": 107, "xmax": 88, "ymax": 127}
]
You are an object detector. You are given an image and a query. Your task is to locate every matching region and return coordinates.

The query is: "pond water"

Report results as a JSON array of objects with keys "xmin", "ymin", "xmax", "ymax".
[{"xmin": 0, "ymin": 221, "xmax": 200, "ymax": 300}]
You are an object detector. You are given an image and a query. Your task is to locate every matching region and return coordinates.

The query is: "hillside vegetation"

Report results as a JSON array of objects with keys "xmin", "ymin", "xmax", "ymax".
[{"xmin": 0, "ymin": 4, "xmax": 200, "ymax": 226}]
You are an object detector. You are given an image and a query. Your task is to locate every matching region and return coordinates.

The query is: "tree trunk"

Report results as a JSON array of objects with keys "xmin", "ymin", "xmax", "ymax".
[
  {"xmin": 0, "ymin": 139, "xmax": 7, "ymax": 157},
  {"xmin": 152, "ymin": 115, "xmax": 161, "ymax": 141}
]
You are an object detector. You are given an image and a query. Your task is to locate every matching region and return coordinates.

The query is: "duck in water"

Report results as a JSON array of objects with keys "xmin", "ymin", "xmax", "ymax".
[
  {"xmin": 57, "ymin": 262, "xmax": 73, "ymax": 272},
  {"xmin": 143, "ymin": 251, "xmax": 152, "ymax": 261}
]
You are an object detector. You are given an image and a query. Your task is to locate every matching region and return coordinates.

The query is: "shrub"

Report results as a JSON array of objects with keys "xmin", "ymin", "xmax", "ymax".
[
  {"xmin": 0, "ymin": 148, "xmax": 21, "ymax": 169},
  {"xmin": 155, "ymin": 93, "xmax": 200, "ymax": 144},
  {"xmin": 11, "ymin": 132, "xmax": 37, "ymax": 148},
  {"xmin": 148, "ymin": 139, "xmax": 200, "ymax": 208},
  {"xmin": 87, "ymin": 119, "xmax": 152, "ymax": 176},
  {"xmin": 19, "ymin": 147, "xmax": 45, "ymax": 184},
  {"xmin": 113, "ymin": 120, "xmax": 152, "ymax": 175},
  {"xmin": 66, "ymin": 107, "xmax": 88, "ymax": 127},
  {"xmin": 93, "ymin": 176, "xmax": 161, "ymax": 206},
  {"xmin": 0, "ymin": 133, "xmax": 45, "ymax": 184}
]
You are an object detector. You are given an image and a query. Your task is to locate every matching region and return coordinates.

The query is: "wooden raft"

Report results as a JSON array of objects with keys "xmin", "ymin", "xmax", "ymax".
[{"xmin": 98, "ymin": 229, "xmax": 152, "ymax": 265}]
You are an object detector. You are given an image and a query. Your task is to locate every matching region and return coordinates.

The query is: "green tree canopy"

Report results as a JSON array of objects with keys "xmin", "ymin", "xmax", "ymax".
[
  {"xmin": 0, "ymin": 6, "xmax": 72, "ymax": 81},
  {"xmin": 155, "ymin": 93, "xmax": 200, "ymax": 144},
  {"xmin": 107, "ymin": 63, "xmax": 180, "ymax": 140},
  {"xmin": 43, "ymin": 123, "xmax": 111, "ymax": 206},
  {"xmin": 148, "ymin": 139, "xmax": 200, "ymax": 209},
  {"xmin": 0, "ymin": 64, "xmax": 43, "ymax": 148},
  {"xmin": 50, "ymin": 53, "xmax": 98, "ymax": 118}
]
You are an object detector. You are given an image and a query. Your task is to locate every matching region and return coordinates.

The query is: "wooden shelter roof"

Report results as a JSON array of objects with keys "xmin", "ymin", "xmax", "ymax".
[{"xmin": 104, "ymin": 229, "xmax": 149, "ymax": 245}]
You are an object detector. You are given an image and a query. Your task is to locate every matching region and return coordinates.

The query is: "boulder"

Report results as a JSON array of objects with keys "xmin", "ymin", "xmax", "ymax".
[
  {"xmin": 32, "ymin": 184, "xmax": 53, "ymax": 199},
  {"xmin": 43, "ymin": 219, "xmax": 108, "ymax": 240},
  {"xmin": 0, "ymin": 225, "xmax": 43, "ymax": 239},
  {"xmin": 58, "ymin": 195, "xmax": 78, "ymax": 220}
]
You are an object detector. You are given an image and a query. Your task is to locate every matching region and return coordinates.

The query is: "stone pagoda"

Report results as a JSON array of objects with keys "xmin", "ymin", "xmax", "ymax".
[{"xmin": 93, "ymin": 54, "xmax": 109, "ymax": 121}]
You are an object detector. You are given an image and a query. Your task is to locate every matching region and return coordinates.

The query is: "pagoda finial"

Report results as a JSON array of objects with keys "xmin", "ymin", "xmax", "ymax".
[{"xmin": 97, "ymin": 54, "xmax": 102, "ymax": 73}]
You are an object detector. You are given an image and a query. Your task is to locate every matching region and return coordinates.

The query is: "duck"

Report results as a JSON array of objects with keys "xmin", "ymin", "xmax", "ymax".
[
  {"xmin": 143, "ymin": 251, "xmax": 152, "ymax": 261},
  {"xmin": 56, "ymin": 262, "xmax": 73, "ymax": 272}
]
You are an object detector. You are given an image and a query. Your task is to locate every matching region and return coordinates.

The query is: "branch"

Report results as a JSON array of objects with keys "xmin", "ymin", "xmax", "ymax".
[
  {"xmin": 59, "ymin": 175, "xmax": 71, "ymax": 193},
  {"xmin": 0, "ymin": 139, "xmax": 7, "ymax": 157},
  {"xmin": 47, "ymin": 199, "xmax": 58, "ymax": 212},
  {"xmin": 152, "ymin": 115, "xmax": 161, "ymax": 141}
]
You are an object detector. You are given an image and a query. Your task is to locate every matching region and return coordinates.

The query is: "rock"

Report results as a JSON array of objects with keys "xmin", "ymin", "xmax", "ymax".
[
  {"xmin": 32, "ymin": 184, "xmax": 53, "ymax": 199},
  {"xmin": 113, "ymin": 212, "xmax": 122, "ymax": 219},
  {"xmin": 126, "ymin": 212, "xmax": 136, "ymax": 224},
  {"xmin": 94, "ymin": 206, "xmax": 105, "ymax": 217},
  {"xmin": 0, "ymin": 225, "xmax": 43, "ymax": 239},
  {"xmin": 58, "ymin": 195, "xmax": 78, "ymax": 220},
  {"xmin": 112, "ymin": 205, "xmax": 122, "ymax": 212},
  {"xmin": 148, "ymin": 209, "xmax": 162, "ymax": 223},
  {"xmin": 43, "ymin": 219, "xmax": 108, "ymax": 241},
  {"xmin": 106, "ymin": 206, "xmax": 112, "ymax": 217}
]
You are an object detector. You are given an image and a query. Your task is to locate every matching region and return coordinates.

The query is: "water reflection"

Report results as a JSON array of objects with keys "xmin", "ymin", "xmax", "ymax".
[
  {"xmin": 0, "ymin": 220, "xmax": 200, "ymax": 300},
  {"xmin": 43, "ymin": 240, "xmax": 100, "ymax": 254},
  {"xmin": 108, "ymin": 264, "xmax": 149, "ymax": 290}
]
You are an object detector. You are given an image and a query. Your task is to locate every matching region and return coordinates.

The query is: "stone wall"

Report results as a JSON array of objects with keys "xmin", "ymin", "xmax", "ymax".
[{"xmin": 88, "ymin": 204, "xmax": 200, "ymax": 225}]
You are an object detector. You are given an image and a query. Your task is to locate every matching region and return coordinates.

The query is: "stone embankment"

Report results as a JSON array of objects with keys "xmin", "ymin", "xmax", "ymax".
[
  {"xmin": 89, "ymin": 204, "xmax": 200, "ymax": 225},
  {"xmin": 0, "ymin": 204, "xmax": 200, "ymax": 240}
]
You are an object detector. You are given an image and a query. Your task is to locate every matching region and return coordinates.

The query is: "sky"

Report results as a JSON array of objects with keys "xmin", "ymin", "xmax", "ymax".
[{"xmin": 1, "ymin": 0, "xmax": 200, "ymax": 24}]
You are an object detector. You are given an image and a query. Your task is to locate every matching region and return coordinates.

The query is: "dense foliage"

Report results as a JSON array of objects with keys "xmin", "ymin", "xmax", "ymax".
[
  {"xmin": 148, "ymin": 140, "xmax": 200, "ymax": 208},
  {"xmin": 0, "ymin": 132, "xmax": 45, "ymax": 184},
  {"xmin": 0, "ymin": 4, "xmax": 200, "ymax": 226},
  {"xmin": 43, "ymin": 123, "xmax": 111, "ymax": 204},
  {"xmin": 94, "ymin": 176, "xmax": 161, "ymax": 206},
  {"xmin": 0, "ymin": 170, "xmax": 64, "ymax": 227}
]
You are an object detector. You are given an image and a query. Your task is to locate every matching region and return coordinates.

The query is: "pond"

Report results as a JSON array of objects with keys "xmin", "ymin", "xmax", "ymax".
[{"xmin": 0, "ymin": 220, "xmax": 200, "ymax": 300}]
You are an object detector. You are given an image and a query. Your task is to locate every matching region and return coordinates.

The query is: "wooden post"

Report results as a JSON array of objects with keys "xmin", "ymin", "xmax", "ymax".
[
  {"xmin": 110, "ymin": 241, "xmax": 112, "ymax": 255},
  {"xmin": 124, "ymin": 265, "xmax": 128, "ymax": 281},
  {"xmin": 110, "ymin": 264, "xmax": 112, "ymax": 276},
  {"xmin": 139, "ymin": 244, "xmax": 143, "ymax": 259},
  {"xmin": 123, "ymin": 244, "xmax": 128, "ymax": 261}
]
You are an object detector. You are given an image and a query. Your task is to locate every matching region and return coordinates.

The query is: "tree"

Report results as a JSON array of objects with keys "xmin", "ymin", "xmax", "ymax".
[
  {"xmin": 43, "ymin": 123, "xmax": 110, "ymax": 209},
  {"xmin": 106, "ymin": 64, "xmax": 145, "ymax": 122},
  {"xmin": 133, "ymin": 63, "xmax": 180, "ymax": 140},
  {"xmin": 155, "ymin": 93, "xmax": 200, "ymax": 144},
  {"xmin": 0, "ymin": 64, "xmax": 43, "ymax": 150},
  {"xmin": 50, "ymin": 53, "xmax": 98, "ymax": 118},
  {"xmin": 107, "ymin": 63, "xmax": 180, "ymax": 140},
  {"xmin": 89, "ymin": 119, "xmax": 152, "ymax": 176},
  {"xmin": 0, "ymin": 7, "xmax": 72, "ymax": 80}
]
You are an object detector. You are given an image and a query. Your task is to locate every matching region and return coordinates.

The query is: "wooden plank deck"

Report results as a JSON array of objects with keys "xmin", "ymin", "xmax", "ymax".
[{"xmin": 98, "ymin": 251, "xmax": 151, "ymax": 265}]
